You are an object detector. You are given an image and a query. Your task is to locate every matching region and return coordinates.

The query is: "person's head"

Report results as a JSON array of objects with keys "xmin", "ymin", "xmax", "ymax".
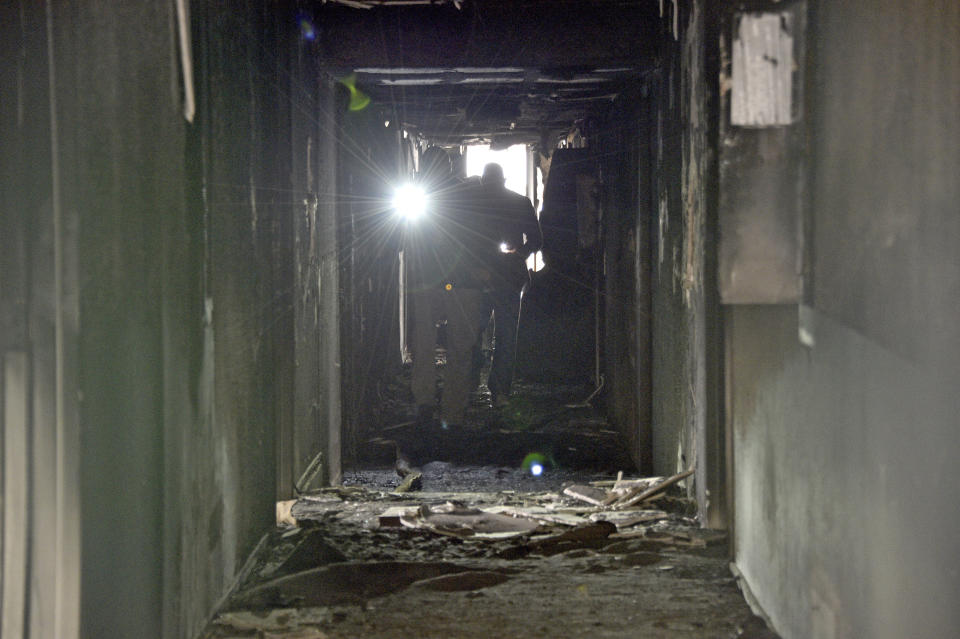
[
  {"xmin": 419, "ymin": 146, "xmax": 452, "ymax": 184},
  {"xmin": 480, "ymin": 162, "xmax": 506, "ymax": 188}
]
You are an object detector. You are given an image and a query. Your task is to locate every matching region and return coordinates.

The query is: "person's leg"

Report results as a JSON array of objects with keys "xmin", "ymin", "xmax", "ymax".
[
  {"xmin": 489, "ymin": 288, "xmax": 521, "ymax": 402},
  {"xmin": 410, "ymin": 289, "xmax": 440, "ymax": 411},
  {"xmin": 440, "ymin": 288, "xmax": 489, "ymax": 424}
]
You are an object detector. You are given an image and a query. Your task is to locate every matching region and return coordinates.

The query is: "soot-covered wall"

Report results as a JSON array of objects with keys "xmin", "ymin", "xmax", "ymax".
[
  {"xmin": 596, "ymin": 86, "xmax": 652, "ymax": 473},
  {"xmin": 1, "ymin": 2, "xmax": 329, "ymax": 637},
  {"xmin": 648, "ymin": 0, "xmax": 722, "ymax": 523},
  {"xmin": 727, "ymin": 2, "xmax": 960, "ymax": 637}
]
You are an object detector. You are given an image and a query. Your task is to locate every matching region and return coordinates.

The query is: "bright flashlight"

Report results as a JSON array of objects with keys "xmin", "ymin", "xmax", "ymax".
[
  {"xmin": 530, "ymin": 462, "xmax": 544, "ymax": 477},
  {"xmin": 392, "ymin": 184, "xmax": 427, "ymax": 221},
  {"xmin": 499, "ymin": 242, "xmax": 510, "ymax": 253}
]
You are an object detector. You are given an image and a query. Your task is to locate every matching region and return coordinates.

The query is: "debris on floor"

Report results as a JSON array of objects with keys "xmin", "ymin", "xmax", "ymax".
[
  {"xmin": 370, "ymin": 467, "xmax": 697, "ymax": 542},
  {"xmin": 397, "ymin": 502, "xmax": 542, "ymax": 538},
  {"xmin": 202, "ymin": 473, "xmax": 778, "ymax": 639},
  {"xmin": 394, "ymin": 470, "xmax": 423, "ymax": 493},
  {"xmin": 201, "ymin": 381, "xmax": 777, "ymax": 638}
]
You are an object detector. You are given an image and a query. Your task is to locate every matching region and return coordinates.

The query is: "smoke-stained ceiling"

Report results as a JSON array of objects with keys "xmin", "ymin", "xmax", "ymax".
[{"xmin": 310, "ymin": 1, "xmax": 662, "ymax": 145}]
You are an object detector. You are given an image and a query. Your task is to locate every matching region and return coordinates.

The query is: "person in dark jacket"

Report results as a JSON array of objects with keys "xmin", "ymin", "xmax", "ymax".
[{"xmin": 473, "ymin": 162, "xmax": 543, "ymax": 407}]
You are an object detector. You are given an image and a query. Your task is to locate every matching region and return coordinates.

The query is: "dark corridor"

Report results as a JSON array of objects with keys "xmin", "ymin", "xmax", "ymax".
[{"xmin": 2, "ymin": 1, "xmax": 958, "ymax": 638}]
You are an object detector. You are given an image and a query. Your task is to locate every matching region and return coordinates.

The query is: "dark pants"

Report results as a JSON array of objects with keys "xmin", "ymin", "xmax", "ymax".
[{"xmin": 488, "ymin": 287, "xmax": 522, "ymax": 400}]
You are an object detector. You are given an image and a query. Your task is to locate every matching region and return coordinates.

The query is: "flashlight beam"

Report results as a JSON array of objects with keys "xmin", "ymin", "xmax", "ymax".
[{"xmin": 392, "ymin": 184, "xmax": 427, "ymax": 221}]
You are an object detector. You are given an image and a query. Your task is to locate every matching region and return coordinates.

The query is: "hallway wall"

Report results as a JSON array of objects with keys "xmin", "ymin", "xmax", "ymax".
[
  {"xmin": 1, "ymin": 2, "xmax": 326, "ymax": 637},
  {"xmin": 598, "ymin": 89, "xmax": 652, "ymax": 472},
  {"xmin": 649, "ymin": 0, "xmax": 723, "ymax": 526},
  {"xmin": 166, "ymin": 2, "xmax": 298, "ymax": 635},
  {"xmin": 728, "ymin": 2, "xmax": 960, "ymax": 637},
  {"xmin": 730, "ymin": 307, "xmax": 960, "ymax": 638}
]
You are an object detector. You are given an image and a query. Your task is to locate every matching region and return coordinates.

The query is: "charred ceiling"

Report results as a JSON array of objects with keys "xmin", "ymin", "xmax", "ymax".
[{"xmin": 309, "ymin": 1, "xmax": 661, "ymax": 145}]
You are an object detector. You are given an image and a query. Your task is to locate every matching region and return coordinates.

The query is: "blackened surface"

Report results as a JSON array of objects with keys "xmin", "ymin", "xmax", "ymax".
[
  {"xmin": 597, "ymin": 87, "xmax": 652, "ymax": 472},
  {"xmin": 649, "ymin": 1, "xmax": 719, "ymax": 528},
  {"xmin": 650, "ymin": 34, "xmax": 691, "ymax": 480},
  {"xmin": 4, "ymin": 2, "xmax": 309, "ymax": 637},
  {"xmin": 717, "ymin": 124, "xmax": 805, "ymax": 303},
  {"xmin": 308, "ymin": 3, "xmax": 660, "ymax": 145},
  {"xmin": 315, "ymin": 3, "xmax": 658, "ymax": 72},
  {"xmin": 290, "ymin": 62, "xmax": 323, "ymax": 496}
]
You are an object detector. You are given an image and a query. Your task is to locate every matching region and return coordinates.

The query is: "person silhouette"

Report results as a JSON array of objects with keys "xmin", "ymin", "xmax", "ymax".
[{"xmin": 473, "ymin": 162, "xmax": 542, "ymax": 407}]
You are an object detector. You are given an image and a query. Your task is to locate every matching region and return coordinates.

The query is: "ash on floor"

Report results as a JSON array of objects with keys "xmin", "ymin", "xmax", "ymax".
[
  {"xmin": 202, "ymin": 482, "xmax": 778, "ymax": 639},
  {"xmin": 344, "ymin": 461, "xmax": 620, "ymax": 494},
  {"xmin": 202, "ymin": 381, "xmax": 778, "ymax": 638}
]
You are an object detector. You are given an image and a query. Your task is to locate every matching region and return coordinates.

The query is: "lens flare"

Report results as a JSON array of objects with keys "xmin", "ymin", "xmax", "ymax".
[
  {"xmin": 338, "ymin": 73, "xmax": 370, "ymax": 112},
  {"xmin": 522, "ymin": 452, "xmax": 547, "ymax": 477},
  {"xmin": 392, "ymin": 184, "xmax": 427, "ymax": 221},
  {"xmin": 299, "ymin": 18, "xmax": 316, "ymax": 41}
]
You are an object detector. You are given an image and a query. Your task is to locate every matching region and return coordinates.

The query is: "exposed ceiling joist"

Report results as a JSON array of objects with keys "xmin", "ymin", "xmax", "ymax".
[{"xmin": 310, "ymin": 1, "xmax": 661, "ymax": 144}]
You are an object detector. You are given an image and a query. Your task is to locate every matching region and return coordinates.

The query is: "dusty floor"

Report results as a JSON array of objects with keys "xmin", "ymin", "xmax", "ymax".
[{"xmin": 201, "ymin": 382, "xmax": 778, "ymax": 638}]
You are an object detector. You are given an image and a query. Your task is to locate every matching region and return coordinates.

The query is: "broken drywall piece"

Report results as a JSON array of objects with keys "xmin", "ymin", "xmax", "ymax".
[
  {"xmin": 485, "ymin": 505, "xmax": 590, "ymax": 528},
  {"xmin": 609, "ymin": 468, "xmax": 695, "ymax": 509},
  {"xmin": 589, "ymin": 510, "xmax": 670, "ymax": 529},
  {"xmin": 399, "ymin": 502, "xmax": 541, "ymax": 538},
  {"xmin": 277, "ymin": 499, "xmax": 298, "ymax": 527},
  {"xmin": 620, "ymin": 551, "xmax": 663, "ymax": 567},
  {"xmin": 395, "ymin": 471, "xmax": 423, "ymax": 493},
  {"xmin": 378, "ymin": 506, "xmax": 417, "ymax": 528},
  {"xmin": 263, "ymin": 628, "xmax": 328, "ymax": 639},
  {"xmin": 562, "ymin": 484, "xmax": 608, "ymax": 506}
]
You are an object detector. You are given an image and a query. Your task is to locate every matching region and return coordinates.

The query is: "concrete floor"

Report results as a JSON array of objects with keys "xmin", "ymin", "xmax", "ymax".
[{"xmin": 200, "ymin": 383, "xmax": 778, "ymax": 639}]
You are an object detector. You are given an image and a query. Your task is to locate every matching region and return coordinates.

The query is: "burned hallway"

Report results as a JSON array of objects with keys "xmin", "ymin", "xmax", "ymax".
[
  {"xmin": 205, "ymin": 379, "xmax": 761, "ymax": 638},
  {"xmin": 2, "ymin": 1, "xmax": 959, "ymax": 639}
]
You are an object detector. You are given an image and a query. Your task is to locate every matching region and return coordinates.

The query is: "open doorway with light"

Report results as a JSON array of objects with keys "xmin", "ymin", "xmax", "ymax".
[{"xmin": 464, "ymin": 143, "xmax": 545, "ymax": 273}]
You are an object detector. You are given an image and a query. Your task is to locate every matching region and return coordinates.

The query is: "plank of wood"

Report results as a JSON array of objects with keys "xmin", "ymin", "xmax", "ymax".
[
  {"xmin": 613, "ymin": 468, "xmax": 695, "ymax": 509},
  {"xmin": 562, "ymin": 484, "xmax": 608, "ymax": 506}
]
